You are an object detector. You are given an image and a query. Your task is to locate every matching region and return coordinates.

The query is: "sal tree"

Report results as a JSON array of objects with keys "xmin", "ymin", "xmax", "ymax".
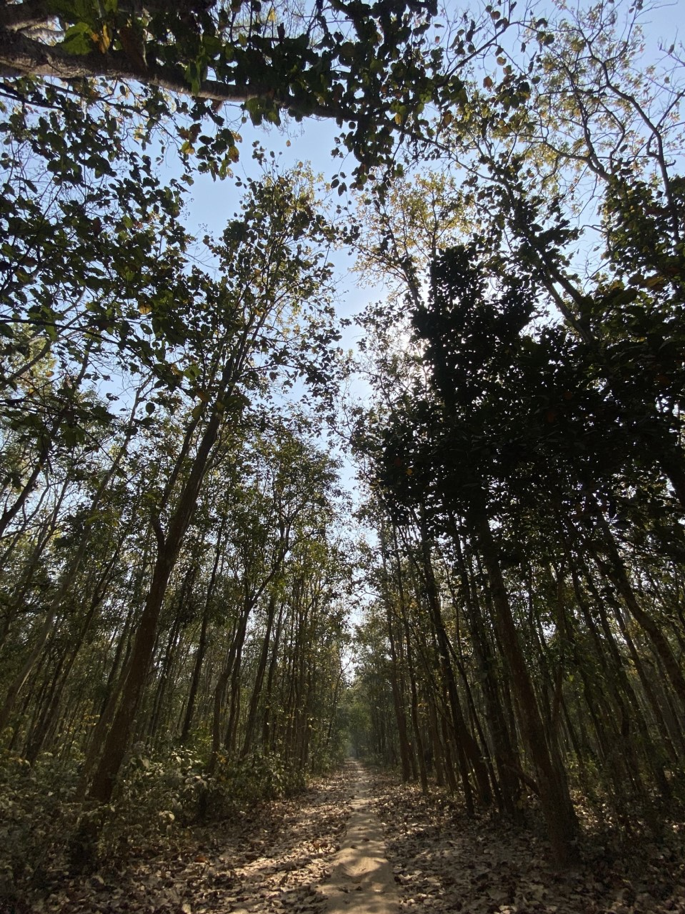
[{"xmin": 83, "ymin": 169, "xmax": 341, "ymax": 804}]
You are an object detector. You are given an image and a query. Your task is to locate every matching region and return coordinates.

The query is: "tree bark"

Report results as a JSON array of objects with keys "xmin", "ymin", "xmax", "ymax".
[
  {"xmin": 470, "ymin": 497, "xmax": 579, "ymax": 866},
  {"xmin": 88, "ymin": 367, "xmax": 234, "ymax": 804}
]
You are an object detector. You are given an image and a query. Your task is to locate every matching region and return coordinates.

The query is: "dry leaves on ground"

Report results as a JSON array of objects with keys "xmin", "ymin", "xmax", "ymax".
[
  {"xmin": 24, "ymin": 769, "xmax": 354, "ymax": 914},
  {"xmin": 9, "ymin": 766, "xmax": 685, "ymax": 914},
  {"xmin": 371, "ymin": 773, "xmax": 685, "ymax": 914}
]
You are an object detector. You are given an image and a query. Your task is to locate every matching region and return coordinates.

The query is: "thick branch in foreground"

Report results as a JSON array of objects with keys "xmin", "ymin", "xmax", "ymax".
[{"xmin": 0, "ymin": 27, "xmax": 350, "ymax": 121}]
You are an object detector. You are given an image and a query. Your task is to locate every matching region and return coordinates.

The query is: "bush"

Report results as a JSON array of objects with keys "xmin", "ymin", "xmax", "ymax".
[
  {"xmin": 0, "ymin": 742, "xmax": 313, "ymax": 899},
  {"xmin": 0, "ymin": 751, "xmax": 81, "ymax": 899},
  {"xmin": 94, "ymin": 745, "xmax": 208, "ymax": 858},
  {"xmin": 200, "ymin": 751, "xmax": 306, "ymax": 820}
]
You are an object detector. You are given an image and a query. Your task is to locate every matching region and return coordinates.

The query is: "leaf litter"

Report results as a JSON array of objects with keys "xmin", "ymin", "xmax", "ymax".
[
  {"xmin": 371, "ymin": 772, "xmax": 685, "ymax": 914},
  {"xmin": 24, "ymin": 769, "xmax": 353, "ymax": 914},
  {"xmin": 11, "ymin": 766, "xmax": 685, "ymax": 914}
]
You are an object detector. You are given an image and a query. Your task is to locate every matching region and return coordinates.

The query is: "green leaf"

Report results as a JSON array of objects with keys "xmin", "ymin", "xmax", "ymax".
[
  {"xmin": 244, "ymin": 97, "xmax": 264, "ymax": 126},
  {"xmin": 203, "ymin": 35, "xmax": 223, "ymax": 56},
  {"xmin": 62, "ymin": 22, "xmax": 96, "ymax": 55}
]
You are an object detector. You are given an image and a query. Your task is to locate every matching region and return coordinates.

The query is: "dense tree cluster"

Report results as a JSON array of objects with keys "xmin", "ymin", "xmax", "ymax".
[
  {"xmin": 0, "ymin": 60, "xmax": 354, "ymax": 880},
  {"xmin": 0, "ymin": 0, "xmax": 684, "ymax": 891},
  {"xmin": 350, "ymin": 0, "xmax": 685, "ymax": 867}
]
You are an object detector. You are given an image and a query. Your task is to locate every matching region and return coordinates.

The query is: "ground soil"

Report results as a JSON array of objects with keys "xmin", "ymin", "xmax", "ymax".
[
  {"xmin": 321, "ymin": 760, "xmax": 399, "ymax": 914},
  {"xmin": 9, "ymin": 763, "xmax": 685, "ymax": 914}
]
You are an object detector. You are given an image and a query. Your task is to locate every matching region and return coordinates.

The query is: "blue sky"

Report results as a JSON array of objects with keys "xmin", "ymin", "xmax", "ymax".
[
  {"xmin": 170, "ymin": 0, "xmax": 685, "ymax": 500},
  {"xmin": 179, "ymin": 0, "xmax": 685, "ymax": 307}
]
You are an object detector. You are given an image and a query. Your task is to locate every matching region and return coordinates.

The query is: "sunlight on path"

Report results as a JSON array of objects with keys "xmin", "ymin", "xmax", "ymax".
[{"xmin": 321, "ymin": 760, "xmax": 400, "ymax": 914}]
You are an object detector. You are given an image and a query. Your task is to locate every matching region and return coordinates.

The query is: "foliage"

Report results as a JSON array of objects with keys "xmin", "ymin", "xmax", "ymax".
[
  {"xmin": 1, "ymin": 0, "xmax": 685, "ymax": 891},
  {"xmin": 345, "ymin": 0, "xmax": 685, "ymax": 868},
  {"xmin": 0, "ymin": 0, "xmax": 493, "ymax": 184},
  {"xmin": 209, "ymin": 750, "xmax": 307, "ymax": 811},
  {"xmin": 0, "ymin": 751, "xmax": 81, "ymax": 896}
]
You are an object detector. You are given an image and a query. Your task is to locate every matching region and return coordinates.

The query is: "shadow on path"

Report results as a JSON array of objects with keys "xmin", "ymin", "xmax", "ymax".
[{"xmin": 321, "ymin": 760, "xmax": 400, "ymax": 914}]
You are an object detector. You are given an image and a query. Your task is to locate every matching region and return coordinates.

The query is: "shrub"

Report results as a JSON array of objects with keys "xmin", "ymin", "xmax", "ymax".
[{"xmin": 0, "ymin": 752, "xmax": 80, "ymax": 899}]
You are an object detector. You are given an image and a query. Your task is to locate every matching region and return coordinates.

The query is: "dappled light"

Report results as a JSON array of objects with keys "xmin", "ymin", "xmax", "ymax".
[{"xmin": 2, "ymin": 0, "xmax": 685, "ymax": 908}]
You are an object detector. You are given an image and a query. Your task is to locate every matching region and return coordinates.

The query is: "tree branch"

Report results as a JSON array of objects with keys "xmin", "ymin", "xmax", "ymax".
[
  {"xmin": 0, "ymin": 1, "xmax": 50, "ymax": 32},
  {"xmin": 0, "ymin": 27, "xmax": 353, "ymax": 121}
]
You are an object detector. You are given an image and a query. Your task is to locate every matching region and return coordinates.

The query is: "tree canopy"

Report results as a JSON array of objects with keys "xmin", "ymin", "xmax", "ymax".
[
  {"xmin": 1, "ymin": 0, "xmax": 685, "ymax": 894},
  {"xmin": 0, "ymin": 0, "xmax": 472, "ymax": 180}
]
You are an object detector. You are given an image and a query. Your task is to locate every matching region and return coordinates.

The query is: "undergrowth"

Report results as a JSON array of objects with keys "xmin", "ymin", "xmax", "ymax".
[{"xmin": 0, "ymin": 746, "xmax": 311, "ymax": 903}]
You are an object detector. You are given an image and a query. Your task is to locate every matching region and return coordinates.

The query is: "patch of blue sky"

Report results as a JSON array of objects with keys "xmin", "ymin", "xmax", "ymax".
[{"xmin": 163, "ymin": 0, "xmax": 685, "ymax": 506}]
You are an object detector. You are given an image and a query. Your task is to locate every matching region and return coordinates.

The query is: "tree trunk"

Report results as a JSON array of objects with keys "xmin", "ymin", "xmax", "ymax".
[
  {"xmin": 242, "ymin": 595, "xmax": 278, "ymax": 758},
  {"xmin": 391, "ymin": 524, "xmax": 428, "ymax": 793},
  {"xmin": 589, "ymin": 514, "xmax": 685, "ymax": 713},
  {"xmin": 448, "ymin": 525, "xmax": 522, "ymax": 815},
  {"xmin": 88, "ymin": 372, "xmax": 233, "ymax": 804},
  {"xmin": 181, "ymin": 527, "xmax": 225, "ymax": 743},
  {"xmin": 415, "ymin": 520, "xmax": 492, "ymax": 808},
  {"xmin": 470, "ymin": 499, "xmax": 579, "ymax": 866}
]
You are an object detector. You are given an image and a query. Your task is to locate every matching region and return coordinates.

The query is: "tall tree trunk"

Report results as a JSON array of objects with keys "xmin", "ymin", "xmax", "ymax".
[
  {"xmin": 448, "ymin": 525, "xmax": 521, "ymax": 815},
  {"xmin": 242, "ymin": 595, "xmax": 278, "ymax": 758},
  {"xmin": 391, "ymin": 524, "xmax": 428, "ymax": 792},
  {"xmin": 470, "ymin": 497, "xmax": 579, "ymax": 866},
  {"xmin": 88, "ymin": 369, "xmax": 234, "ymax": 804},
  {"xmin": 380, "ymin": 529, "xmax": 413, "ymax": 781},
  {"xmin": 415, "ymin": 519, "xmax": 492, "ymax": 808},
  {"xmin": 588, "ymin": 513, "xmax": 685, "ymax": 712},
  {"xmin": 25, "ymin": 558, "xmax": 116, "ymax": 762},
  {"xmin": 261, "ymin": 604, "xmax": 285, "ymax": 752},
  {"xmin": 181, "ymin": 524, "xmax": 226, "ymax": 743}
]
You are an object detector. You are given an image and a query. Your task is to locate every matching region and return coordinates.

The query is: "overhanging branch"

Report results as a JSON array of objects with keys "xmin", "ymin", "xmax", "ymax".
[
  {"xmin": 0, "ymin": 1, "xmax": 50, "ymax": 32},
  {"xmin": 0, "ymin": 27, "xmax": 353, "ymax": 122}
]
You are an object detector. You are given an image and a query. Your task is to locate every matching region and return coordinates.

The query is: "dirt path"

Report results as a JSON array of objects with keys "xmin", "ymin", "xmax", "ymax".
[
  {"xmin": 19, "ymin": 764, "xmax": 685, "ymax": 914},
  {"xmin": 30, "ymin": 762, "xmax": 398, "ymax": 914},
  {"xmin": 321, "ymin": 761, "xmax": 400, "ymax": 914}
]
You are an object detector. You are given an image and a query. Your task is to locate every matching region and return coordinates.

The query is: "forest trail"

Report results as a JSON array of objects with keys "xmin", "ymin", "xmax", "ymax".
[
  {"xmin": 18, "ymin": 763, "xmax": 685, "ymax": 914},
  {"xmin": 320, "ymin": 760, "xmax": 399, "ymax": 914}
]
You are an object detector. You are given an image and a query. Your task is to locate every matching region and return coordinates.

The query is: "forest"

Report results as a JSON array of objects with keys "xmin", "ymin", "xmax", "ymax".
[{"xmin": 1, "ymin": 0, "xmax": 685, "ymax": 909}]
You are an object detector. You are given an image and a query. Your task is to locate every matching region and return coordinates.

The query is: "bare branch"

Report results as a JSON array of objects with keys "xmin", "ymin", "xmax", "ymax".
[{"xmin": 0, "ymin": 1, "xmax": 50, "ymax": 32}]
